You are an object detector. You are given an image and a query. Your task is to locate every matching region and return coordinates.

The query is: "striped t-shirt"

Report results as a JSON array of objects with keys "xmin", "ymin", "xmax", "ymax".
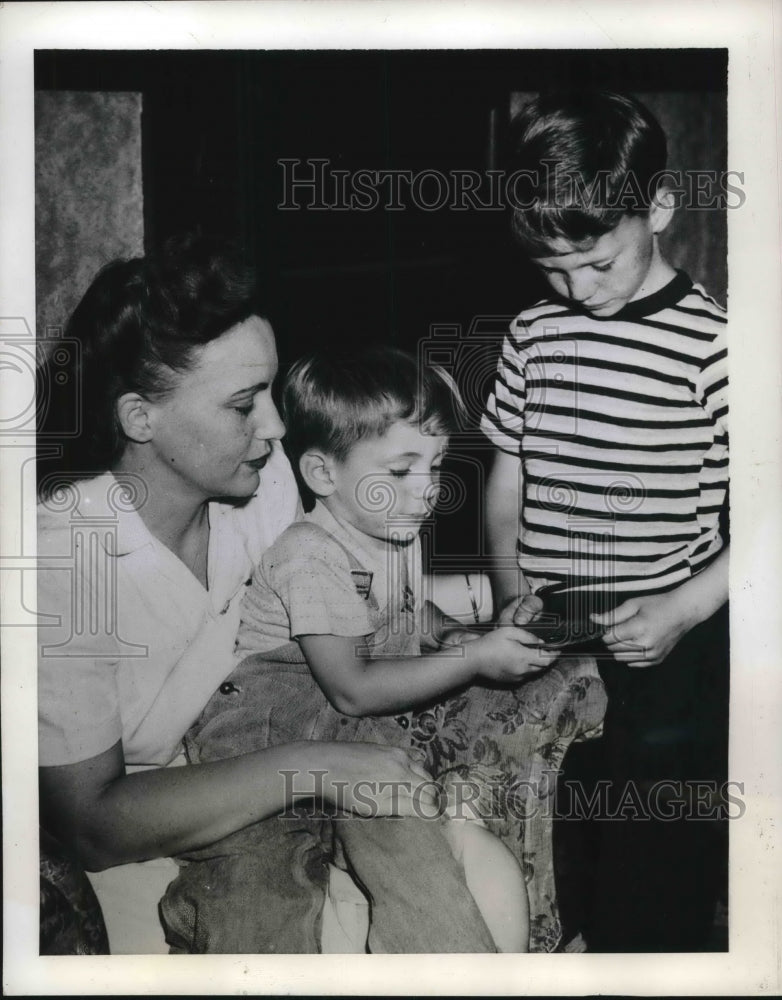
[{"xmin": 481, "ymin": 271, "xmax": 728, "ymax": 597}]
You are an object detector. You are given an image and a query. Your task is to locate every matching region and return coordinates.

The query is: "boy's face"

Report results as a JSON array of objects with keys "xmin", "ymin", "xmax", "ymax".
[
  {"xmin": 327, "ymin": 420, "xmax": 448, "ymax": 545},
  {"xmin": 530, "ymin": 211, "xmax": 671, "ymax": 317}
]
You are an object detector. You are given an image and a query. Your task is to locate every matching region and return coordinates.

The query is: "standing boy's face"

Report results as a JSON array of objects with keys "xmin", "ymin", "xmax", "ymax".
[
  {"xmin": 530, "ymin": 211, "xmax": 671, "ymax": 317},
  {"xmin": 327, "ymin": 420, "xmax": 448, "ymax": 545}
]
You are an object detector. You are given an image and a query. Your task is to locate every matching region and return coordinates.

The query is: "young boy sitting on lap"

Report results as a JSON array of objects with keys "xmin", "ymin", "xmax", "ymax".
[
  {"xmin": 482, "ymin": 90, "xmax": 729, "ymax": 951},
  {"xmin": 162, "ymin": 346, "xmax": 557, "ymax": 954}
]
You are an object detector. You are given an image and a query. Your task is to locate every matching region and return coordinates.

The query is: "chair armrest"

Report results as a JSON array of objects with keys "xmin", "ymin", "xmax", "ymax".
[
  {"xmin": 411, "ymin": 654, "xmax": 607, "ymax": 952},
  {"xmin": 40, "ymin": 827, "xmax": 109, "ymax": 955}
]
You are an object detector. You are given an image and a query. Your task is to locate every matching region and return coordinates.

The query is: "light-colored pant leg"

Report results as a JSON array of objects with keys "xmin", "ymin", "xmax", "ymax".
[{"xmin": 88, "ymin": 852, "xmax": 369, "ymax": 955}]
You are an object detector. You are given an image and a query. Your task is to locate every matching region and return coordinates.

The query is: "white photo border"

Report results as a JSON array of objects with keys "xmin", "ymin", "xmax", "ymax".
[{"xmin": 2, "ymin": 1, "xmax": 781, "ymax": 995}]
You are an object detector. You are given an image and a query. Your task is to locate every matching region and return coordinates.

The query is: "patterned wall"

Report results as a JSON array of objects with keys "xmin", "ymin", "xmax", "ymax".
[{"xmin": 35, "ymin": 91, "xmax": 144, "ymax": 358}]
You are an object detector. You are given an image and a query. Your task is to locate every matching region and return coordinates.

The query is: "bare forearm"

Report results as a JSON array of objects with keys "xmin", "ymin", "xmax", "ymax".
[
  {"xmin": 485, "ymin": 453, "xmax": 528, "ymax": 614},
  {"xmin": 44, "ymin": 741, "xmax": 316, "ymax": 870},
  {"xmin": 675, "ymin": 547, "xmax": 729, "ymax": 630},
  {"xmin": 337, "ymin": 648, "xmax": 477, "ymax": 716}
]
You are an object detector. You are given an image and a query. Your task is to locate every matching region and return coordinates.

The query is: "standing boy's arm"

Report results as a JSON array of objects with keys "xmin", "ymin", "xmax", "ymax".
[
  {"xmin": 592, "ymin": 547, "xmax": 729, "ymax": 668},
  {"xmin": 485, "ymin": 449, "xmax": 530, "ymax": 621}
]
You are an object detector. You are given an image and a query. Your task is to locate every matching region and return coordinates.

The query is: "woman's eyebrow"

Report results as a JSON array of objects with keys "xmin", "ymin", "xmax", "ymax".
[{"xmin": 227, "ymin": 381, "xmax": 269, "ymax": 400}]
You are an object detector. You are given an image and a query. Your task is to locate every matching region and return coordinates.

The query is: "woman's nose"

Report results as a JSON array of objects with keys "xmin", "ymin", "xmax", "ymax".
[{"xmin": 253, "ymin": 400, "xmax": 285, "ymax": 441}]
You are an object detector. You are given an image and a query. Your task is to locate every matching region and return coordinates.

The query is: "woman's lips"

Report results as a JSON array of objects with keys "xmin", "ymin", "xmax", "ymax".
[{"xmin": 245, "ymin": 453, "xmax": 270, "ymax": 470}]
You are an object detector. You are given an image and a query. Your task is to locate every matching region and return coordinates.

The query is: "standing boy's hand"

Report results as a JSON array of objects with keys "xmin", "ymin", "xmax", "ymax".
[
  {"xmin": 591, "ymin": 591, "xmax": 693, "ymax": 667},
  {"xmin": 592, "ymin": 548, "xmax": 729, "ymax": 668},
  {"xmin": 496, "ymin": 592, "xmax": 543, "ymax": 626}
]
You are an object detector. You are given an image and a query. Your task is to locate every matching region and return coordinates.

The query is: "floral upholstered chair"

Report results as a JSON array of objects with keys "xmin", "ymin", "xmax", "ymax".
[{"xmin": 411, "ymin": 653, "xmax": 606, "ymax": 952}]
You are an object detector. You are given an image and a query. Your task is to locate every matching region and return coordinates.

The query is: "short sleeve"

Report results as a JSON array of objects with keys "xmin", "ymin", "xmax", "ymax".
[
  {"xmin": 480, "ymin": 323, "xmax": 527, "ymax": 454},
  {"xmin": 37, "ymin": 548, "xmax": 123, "ymax": 767},
  {"xmin": 260, "ymin": 524, "xmax": 373, "ymax": 639},
  {"xmin": 697, "ymin": 327, "xmax": 729, "ymax": 437}
]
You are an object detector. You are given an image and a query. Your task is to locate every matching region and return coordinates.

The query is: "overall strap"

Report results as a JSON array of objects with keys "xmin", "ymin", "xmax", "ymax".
[{"xmin": 318, "ymin": 526, "xmax": 379, "ymax": 610}]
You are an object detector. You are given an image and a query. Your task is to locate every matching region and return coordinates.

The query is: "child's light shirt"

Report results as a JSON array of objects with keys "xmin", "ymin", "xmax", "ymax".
[
  {"xmin": 188, "ymin": 501, "xmax": 424, "ymax": 761},
  {"xmin": 236, "ymin": 500, "xmax": 423, "ymax": 661}
]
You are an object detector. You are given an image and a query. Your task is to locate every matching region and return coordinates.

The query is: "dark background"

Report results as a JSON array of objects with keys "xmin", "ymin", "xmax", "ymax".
[
  {"xmin": 35, "ymin": 49, "xmax": 727, "ymax": 357},
  {"xmin": 35, "ymin": 48, "xmax": 728, "ymax": 565}
]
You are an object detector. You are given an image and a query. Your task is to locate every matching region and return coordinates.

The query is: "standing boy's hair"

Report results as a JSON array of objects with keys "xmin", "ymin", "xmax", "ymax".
[
  {"xmin": 282, "ymin": 345, "xmax": 466, "ymax": 464},
  {"xmin": 508, "ymin": 90, "xmax": 668, "ymax": 252}
]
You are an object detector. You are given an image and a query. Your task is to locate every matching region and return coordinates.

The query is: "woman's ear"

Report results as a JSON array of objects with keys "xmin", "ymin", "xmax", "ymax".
[
  {"xmin": 649, "ymin": 186, "xmax": 676, "ymax": 236},
  {"xmin": 299, "ymin": 451, "xmax": 337, "ymax": 497},
  {"xmin": 116, "ymin": 393, "xmax": 154, "ymax": 444}
]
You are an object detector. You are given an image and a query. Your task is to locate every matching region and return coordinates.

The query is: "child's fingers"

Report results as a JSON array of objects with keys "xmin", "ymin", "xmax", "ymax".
[
  {"xmin": 512, "ymin": 594, "xmax": 543, "ymax": 626},
  {"xmin": 592, "ymin": 599, "xmax": 638, "ymax": 626},
  {"xmin": 510, "ymin": 625, "xmax": 547, "ymax": 647}
]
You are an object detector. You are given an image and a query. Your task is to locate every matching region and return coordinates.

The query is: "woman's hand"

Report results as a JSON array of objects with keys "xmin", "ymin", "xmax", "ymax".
[
  {"xmin": 592, "ymin": 591, "xmax": 693, "ymax": 668},
  {"xmin": 318, "ymin": 742, "xmax": 438, "ymax": 819}
]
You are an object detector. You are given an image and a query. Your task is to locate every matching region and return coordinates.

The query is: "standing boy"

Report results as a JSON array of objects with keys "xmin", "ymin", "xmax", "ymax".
[{"xmin": 482, "ymin": 91, "xmax": 729, "ymax": 951}]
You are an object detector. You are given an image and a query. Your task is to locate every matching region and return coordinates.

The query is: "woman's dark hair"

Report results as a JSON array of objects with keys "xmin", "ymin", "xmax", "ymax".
[
  {"xmin": 507, "ymin": 90, "xmax": 668, "ymax": 253},
  {"xmin": 37, "ymin": 234, "xmax": 259, "ymax": 497}
]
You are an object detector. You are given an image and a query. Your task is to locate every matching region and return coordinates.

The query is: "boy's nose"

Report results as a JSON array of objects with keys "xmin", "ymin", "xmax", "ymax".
[
  {"xmin": 568, "ymin": 271, "xmax": 598, "ymax": 303},
  {"xmin": 414, "ymin": 474, "xmax": 441, "ymax": 508}
]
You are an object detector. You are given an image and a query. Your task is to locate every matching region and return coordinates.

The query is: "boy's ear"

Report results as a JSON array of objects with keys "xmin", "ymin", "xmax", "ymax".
[
  {"xmin": 299, "ymin": 450, "xmax": 337, "ymax": 497},
  {"xmin": 649, "ymin": 186, "xmax": 676, "ymax": 236},
  {"xmin": 116, "ymin": 392, "xmax": 154, "ymax": 444}
]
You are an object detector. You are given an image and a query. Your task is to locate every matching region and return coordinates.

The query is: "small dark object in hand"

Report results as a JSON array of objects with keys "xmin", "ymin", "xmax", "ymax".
[{"xmin": 522, "ymin": 586, "xmax": 615, "ymax": 649}]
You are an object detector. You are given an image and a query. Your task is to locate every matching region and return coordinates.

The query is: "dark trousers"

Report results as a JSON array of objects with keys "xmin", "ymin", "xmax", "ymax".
[{"xmin": 555, "ymin": 602, "xmax": 729, "ymax": 952}]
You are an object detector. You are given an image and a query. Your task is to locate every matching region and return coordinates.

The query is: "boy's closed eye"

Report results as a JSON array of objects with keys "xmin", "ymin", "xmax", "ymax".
[{"xmin": 388, "ymin": 463, "xmax": 443, "ymax": 479}]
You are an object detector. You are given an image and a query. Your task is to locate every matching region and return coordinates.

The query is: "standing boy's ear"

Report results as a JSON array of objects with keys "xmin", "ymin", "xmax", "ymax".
[
  {"xmin": 116, "ymin": 393, "xmax": 154, "ymax": 444},
  {"xmin": 299, "ymin": 451, "xmax": 337, "ymax": 497},
  {"xmin": 649, "ymin": 186, "xmax": 676, "ymax": 236}
]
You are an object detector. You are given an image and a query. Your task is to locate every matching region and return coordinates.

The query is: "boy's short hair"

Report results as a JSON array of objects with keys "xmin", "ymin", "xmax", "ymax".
[
  {"xmin": 508, "ymin": 90, "xmax": 667, "ymax": 253},
  {"xmin": 282, "ymin": 346, "xmax": 465, "ymax": 463}
]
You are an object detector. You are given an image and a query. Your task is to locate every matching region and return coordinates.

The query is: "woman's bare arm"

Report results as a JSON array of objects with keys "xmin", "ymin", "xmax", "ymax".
[{"xmin": 39, "ymin": 738, "xmax": 434, "ymax": 871}]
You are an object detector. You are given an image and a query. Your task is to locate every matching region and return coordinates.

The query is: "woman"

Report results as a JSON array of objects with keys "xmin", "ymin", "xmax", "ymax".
[{"xmin": 36, "ymin": 234, "xmax": 496, "ymax": 954}]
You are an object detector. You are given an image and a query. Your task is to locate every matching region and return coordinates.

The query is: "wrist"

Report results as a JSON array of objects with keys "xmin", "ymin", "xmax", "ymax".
[
  {"xmin": 460, "ymin": 634, "xmax": 487, "ymax": 676},
  {"xmin": 440, "ymin": 627, "xmax": 479, "ymax": 647},
  {"xmin": 667, "ymin": 580, "xmax": 713, "ymax": 633}
]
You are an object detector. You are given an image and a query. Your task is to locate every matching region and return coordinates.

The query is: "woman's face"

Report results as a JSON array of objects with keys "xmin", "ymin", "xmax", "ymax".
[{"xmin": 146, "ymin": 315, "xmax": 285, "ymax": 502}]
